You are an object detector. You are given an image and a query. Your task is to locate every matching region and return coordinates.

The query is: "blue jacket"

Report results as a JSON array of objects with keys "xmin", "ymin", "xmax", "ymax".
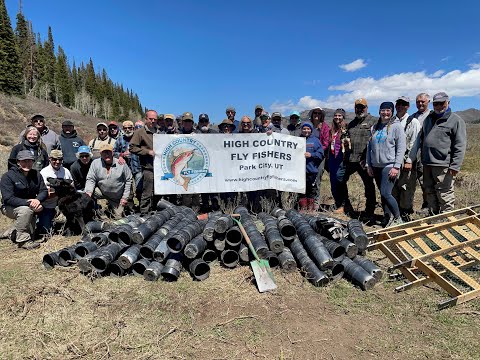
[
  {"xmin": 305, "ymin": 135, "xmax": 324, "ymax": 174},
  {"xmin": 114, "ymin": 135, "xmax": 142, "ymax": 175}
]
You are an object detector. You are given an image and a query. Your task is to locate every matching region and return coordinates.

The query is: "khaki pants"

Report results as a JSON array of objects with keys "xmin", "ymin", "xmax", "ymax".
[
  {"xmin": 93, "ymin": 188, "xmax": 124, "ymax": 219},
  {"xmin": 392, "ymin": 162, "xmax": 418, "ymax": 212},
  {"xmin": 423, "ymin": 165, "xmax": 455, "ymax": 214},
  {"xmin": 4, "ymin": 205, "xmax": 36, "ymax": 242}
]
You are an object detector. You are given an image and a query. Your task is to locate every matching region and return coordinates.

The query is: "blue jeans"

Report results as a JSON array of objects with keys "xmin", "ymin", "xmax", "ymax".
[
  {"xmin": 328, "ymin": 152, "xmax": 344, "ymax": 207},
  {"xmin": 372, "ymin": 166, "xmax": 400, "ymax": 218},
  {"xmin": 37, "ymin": 207, "xmax": 57, "ymax": 236}
]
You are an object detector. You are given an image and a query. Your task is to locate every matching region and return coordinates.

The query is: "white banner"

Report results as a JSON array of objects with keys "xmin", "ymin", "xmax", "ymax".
[{"xmin": 153, "ymin": 133, "xmax": 306, "ymax": 195}]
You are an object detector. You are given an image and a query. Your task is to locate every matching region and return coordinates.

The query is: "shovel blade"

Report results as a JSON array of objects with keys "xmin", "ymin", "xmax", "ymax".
[{"xmin": 250, "ymin": 259, "xmax": 277, "ymax": 293}]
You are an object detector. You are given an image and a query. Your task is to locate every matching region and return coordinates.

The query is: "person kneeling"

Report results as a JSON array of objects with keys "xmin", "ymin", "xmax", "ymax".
[
  {"xmin": 0, "ymin": 150, "xmax": 48, "ymax": 249},
  {"xmin": 85, "ymin": 143, "xmax": 132, "ymax": 219}
]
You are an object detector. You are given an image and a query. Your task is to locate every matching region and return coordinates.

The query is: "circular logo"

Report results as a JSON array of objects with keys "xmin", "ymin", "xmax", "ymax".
[{"xmin": 161, "ymin": 137, "xmax": 210, "ymax": 190}]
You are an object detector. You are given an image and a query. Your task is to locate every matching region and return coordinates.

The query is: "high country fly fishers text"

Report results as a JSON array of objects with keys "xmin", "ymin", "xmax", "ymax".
[{"xmin": 223, "ymin": 138, "xmax": 299, "ymax": 171}]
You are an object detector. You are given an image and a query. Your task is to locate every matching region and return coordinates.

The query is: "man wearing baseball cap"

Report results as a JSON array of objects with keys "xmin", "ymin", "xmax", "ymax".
[
  {"xmin": 59, "ymin": 120, "xmax": 86, "ymax": 170},
  {"xmin": 391, "ymin": 96, "xmax": 421, "ymax": 219},
  {"xmin": 0, "ymin": 150, "xmax": 48, "ymax": 249},
  {"xmin": 70, "ymin": 145, "xmax": 93, "ymax": 191},
  {"xmin": 38, "ymin": 150, "xmax": 73, "ymax": 236},
  {"xmin": 408, "ymin": 92, "xmax": 466, "ymax": 214},
  {"xmin": 18, "ymin": 114, "xmax": 61, "ymax": 154},
  {"xmin": 197, "ymin": 113, "xmax": 218, "ymax": 134},
  {"xmin": 108, "ymin": 121, "xmax": 121, "ymax": 140},
  {"xmin": 335, "ymin": 98, "xmax": 377, "ymax": 219},
  {"xmin": 226, "ymin": 106, "xmax": 239, "ymax": 133},
  {"xmin": 254, "ymin": 104, "xmax": 264, "ymax": 129},
  {"xmin": 178, "ymin": 112, "xmax": 199, "ymax": 135},
  {"xmin": 114, "ymin": 121, "xmax": 143, "ymax": 205},
  {"xmin": 85, "ymin": 142, "xmax": 132, "ymax": 218},
  {"xmin": 89, "ymin": 122, "xmax": 116, "ymax": 159}
]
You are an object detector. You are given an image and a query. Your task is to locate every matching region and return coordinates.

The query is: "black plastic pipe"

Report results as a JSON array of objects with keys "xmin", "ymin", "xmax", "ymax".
[
  {"xmin": 202, "ymin": 249, "xmax": 217, "ymax": 263},
  {"xmin": 258, "ymin": 212, "xmax": 285, "ymax": 254},
  {"xmin": 132, "ymin": 258, "xmax": 151, "ymax": 276},
  {"xmin": 58, "ymin": 243, "xmax": 83, "ymax": 266},
  {"xmin": 118, "ymin": 244, "xmax": 141, "ymax": 269},
  {"xmin": 341, "ymin": 257, "xmax": 376, "ymax": 290},
  {"xmin": 203, "ymin": 214, "xmax": 221, "ymax": 242},
  {"xmin": 277, "ymin": 216, "xmax": 297, "ymax": 241},
  {"xmin": 144, "ymin": 261, "xmax": 164, "ymax": 281},
  {"xmin": 91, "ymin": 231, "xmax": 110, "ymax": 247},
  {"xmin": 321, "ymin": 238, "xmax": 346, "ymax": 262},
  {"xmin": 289, "ymin": 237, "xmax": 329, "ymax": 287},
  {"xmin": 90, "ymin": 243, "xmax": 123, "ymax": 273},
  {"xmin": 109, "ymin": 260, "xmax": 126, "ymax": 276},
  {"xmin": 238, "ymin": 243, "xmax": 249, "ymax": 263},
  {"xmin": 220, "ymin": 249, "xmax": 239, "ymax": 268},
  {"xmin": 326, "ymin": 261, "xmax": 345, "ymax": 282},
  {"xmin": 277, "ymin": 248, "xmax": 297, "ymax": 272},
  {"xmin": 225, "ymin": 226, "xmax": 243, "ymax": 247},
  {"xmin": 234, "ymin": 206, "xmax": 268, "ymax": 257},
  {"xmin": 270, "ymin": 207, "xmax": 286, "ymax": 218},
  {"xmin": 347, "ymin": 219, "xmax": 369, "ymax": 252},
  {"xmin": 161, "ymin": 253, "xmax": 183, "ymax": 281},
  {"xmin": 353, "ymin": 256, "xmax": 383, "ymax": 281},
  {"xmin": 84, "ymin": 220, "xmax": 105, "ymax": 233},
  {"xmin": 42, "ymin": 250, "xmax": 61, "ymax": 269},
  {"xmin": 339, "ymin": 237, "xmax": 358, "ymax": 259},
  {"xmin": 153, "ymin": 239, "xmax": 170, "ymax": 262},
  {"xmin": 189, "ymin": 259, "xmax": 210, "ymax": 281},
  {"xmin": 141, "ymin": 233, "xmax": 165, "ymax": 259},
  {"xmin": 214, "ymin": 215, "xmax": 234, "ymax": 234},
  {"xmin": 184, "ymin": 234, "xmax": 207, "ymax": 259},
  {"xmin": 166, "ymin": 220, "xmax": 205, "ymax": 253},
  {"xmin": 74, "ymin": 242, "xmax": 98, "ymax": 258},
  {"xmin": 264, "ymin": 250, "xmax": 280, "ymax": 268}
]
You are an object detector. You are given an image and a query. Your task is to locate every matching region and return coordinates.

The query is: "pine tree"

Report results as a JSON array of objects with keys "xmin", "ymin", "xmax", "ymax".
[
  {"xmin": 15, "ymin": 11, "xmax": 29, "ymax": 94},
  {"xmin": 0, "ymin": 0, "xmax": 23, "ymax": 95},
  {"xmin": 54, "ymin": 46, "xmax": 73, "ymax": 107},
  {"xmin": 43, "ymin": 26, "xmax": 56, "ymax": 101}
]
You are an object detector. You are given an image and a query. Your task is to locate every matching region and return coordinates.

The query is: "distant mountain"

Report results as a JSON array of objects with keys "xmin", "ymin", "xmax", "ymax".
[{"xmin": 455, "ymin": 108, "xmax": 480, "ymax": 123}]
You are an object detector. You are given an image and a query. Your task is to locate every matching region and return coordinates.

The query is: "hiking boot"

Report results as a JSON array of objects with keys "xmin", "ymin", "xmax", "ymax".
[
  {"xmin": 0, "ymin": 227, "xmax": 15, "ymax": 240},
  {"xmin": 416, "ymin": 207, "xmax": 430, "ymax": 217},
  {"xmin": 298, "ymin": 198, "xmax": 308, "ymax": 212},
  {"xmin": 19, "ymin": 241, "xmax": 41, "ymax": 250},
  {"xmin": 390, "ymin": 217, "xmax": 404, "ymax": 227},
  {"xmin": 332, "ymin": 206, "xmax": 345, "ymax": 214}
]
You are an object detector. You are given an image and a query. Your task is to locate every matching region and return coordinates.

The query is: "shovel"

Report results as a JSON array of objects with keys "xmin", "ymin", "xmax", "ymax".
[{"xmin": 231, "ymin": 215, "xmax": 277, "ymax": 293}]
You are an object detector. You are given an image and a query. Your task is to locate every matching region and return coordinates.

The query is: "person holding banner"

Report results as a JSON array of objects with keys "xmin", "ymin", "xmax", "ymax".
[
  {"xmin": 300, "ymin": 122, "xmax": 324, "ymax": 212},
  {"xmin": 238, "ymin": 116, "xmax": 258, "ymax": 133},
  {"xmin": 218, "ymin": 119, "xmax": 237, "ymax": 205}
]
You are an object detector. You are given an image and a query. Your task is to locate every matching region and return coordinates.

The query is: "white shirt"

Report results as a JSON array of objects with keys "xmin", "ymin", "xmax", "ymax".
[{"xmin": 40, "ymin": 164, "xmax": 73, "ymax": 209}]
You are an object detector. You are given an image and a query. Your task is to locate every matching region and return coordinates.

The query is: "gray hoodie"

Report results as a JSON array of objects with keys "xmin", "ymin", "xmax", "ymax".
[{"xmin": 367, "ymin": 118, "xmax": 406, "ymax": 168}]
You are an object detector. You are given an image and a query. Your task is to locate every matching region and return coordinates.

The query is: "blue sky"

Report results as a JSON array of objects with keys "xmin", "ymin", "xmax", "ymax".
[{"xmin": 6, "ymin": 0, "xmax": 480, "ymax": 123}]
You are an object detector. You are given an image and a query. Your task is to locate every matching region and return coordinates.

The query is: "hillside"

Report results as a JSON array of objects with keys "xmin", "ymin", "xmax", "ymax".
[{"xmin": 0, "ymin": 93, "xmax": 114, "ymax": 148}]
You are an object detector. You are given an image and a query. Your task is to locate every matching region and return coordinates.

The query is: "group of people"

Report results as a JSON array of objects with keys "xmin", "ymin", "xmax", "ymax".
[{"xmin": 0, "ymin": 91, "xmax": 467, "ymax": 249}]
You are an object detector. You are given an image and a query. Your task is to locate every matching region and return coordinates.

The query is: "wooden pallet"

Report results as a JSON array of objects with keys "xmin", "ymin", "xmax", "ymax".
[{"xmin": 367, "ymin": 206, "xmax": 480, "ymax": 309}]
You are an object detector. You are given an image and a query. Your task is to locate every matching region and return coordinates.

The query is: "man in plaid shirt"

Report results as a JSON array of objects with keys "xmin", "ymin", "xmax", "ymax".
[{"xmin": 334, "ymin": 98, "xmax": 377, "ymax": 220}]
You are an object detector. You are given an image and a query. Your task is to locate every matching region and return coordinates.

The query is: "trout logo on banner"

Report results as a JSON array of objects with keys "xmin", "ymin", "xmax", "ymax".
[{"xmin": 160, "ymin": 137, "xmax": 211, "ymax": 191}]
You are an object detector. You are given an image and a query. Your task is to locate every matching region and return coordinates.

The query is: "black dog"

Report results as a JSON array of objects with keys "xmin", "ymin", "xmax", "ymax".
[{"xmin": 47, "ymin": 177, "xmax": 95, "ymax": 235}]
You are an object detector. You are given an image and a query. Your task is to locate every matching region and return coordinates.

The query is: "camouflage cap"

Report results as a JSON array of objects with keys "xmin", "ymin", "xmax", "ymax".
[
  {"xmin": 49, "ymin": 149, "xmax": 63, "ymax": 159},
  {"xmin": 182, "ymin": 112, "xmax": 194, "ymax": 121}
]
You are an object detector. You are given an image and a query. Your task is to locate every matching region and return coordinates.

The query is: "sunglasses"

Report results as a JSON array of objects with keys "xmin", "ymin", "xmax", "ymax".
[
  {"xmin": 226, "ymin": 111, "xmax": 235, "ymax": 114},
  {"xmin": 32, "ymin": 119, "xmax": 44, "ymax": 123},
  {"xmin": 123, "ymin": 127, "xmax": 134, "ymax": 130},
  {"xmin": 241, "ymin": 122, "xmax": 252, "ymax": 125},
  {"xmin": 51, "ymin": 158, "xmax": 63, "ymax": 162},
  {"xmin": 433, "ymin": 102, "xmax": 446, "ymax": 106},
  {"xmin": 79, "ymin": 154, "xmax": 90, "ymax": 158},
  {"xmin": 97, "ymin": 128, "xmax": 108, "ymax": 132}
]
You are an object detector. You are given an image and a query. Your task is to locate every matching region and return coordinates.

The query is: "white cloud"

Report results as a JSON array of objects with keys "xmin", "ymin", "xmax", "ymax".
[
  {"xmin": 339, "ymin": 59, "xmax": 367, "ymax": 72},
  {"xmin": 469, "ymin": 63, "xmax": 480, "ymax": 69},
  {"xmin": 270, "ymin": 68, "xmax": 480, "ymax": 113}
]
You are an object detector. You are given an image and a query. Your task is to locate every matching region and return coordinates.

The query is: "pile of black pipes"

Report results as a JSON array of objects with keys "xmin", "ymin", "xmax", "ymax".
[{"xmin": 42, "ymin": 204, "xmax": 382, "ymax": 291}]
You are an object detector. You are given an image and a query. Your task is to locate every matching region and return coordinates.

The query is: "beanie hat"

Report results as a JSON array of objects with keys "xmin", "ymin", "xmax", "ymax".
[
  {"xmin": 300, "ymin": 122, "xmax": 313, "ymax": 131},
  {"xmin": 334, "ymin": 108, "xmax": 346, "ymax": 118},
  {"xmin": 379, "ymin": 102, "xmax": 395, "ymax": 111}
]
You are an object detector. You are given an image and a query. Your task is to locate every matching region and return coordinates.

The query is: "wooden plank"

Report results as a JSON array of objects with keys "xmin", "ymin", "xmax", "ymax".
[
  {"xmin": 379, "ymin": 243, "xmax": 419, "ymax": 282},
  {"xmin": 438, "ymin": 288, "xmax": 480, "ymax": 310},
  {"xmin": 434, "ymin": 256, "xmax": 480, "ymax": 290},
  {"xmin": 368, "ymin": 215, "xmax": 478, "ymax": 250},
  {"xmin": 395, "ymin": 259, "xmax": 478, "ymax": 292},
  {"xmin": 390, "ymin": 235, "xmax": 480, "ymax": 270},
  {"xmin": 442, "ymin": 229, "xmax": 480, "ymax": 263},
  {"xmin": 414, "ymin": 260, "xmax": 463, "ymax": 297}
]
